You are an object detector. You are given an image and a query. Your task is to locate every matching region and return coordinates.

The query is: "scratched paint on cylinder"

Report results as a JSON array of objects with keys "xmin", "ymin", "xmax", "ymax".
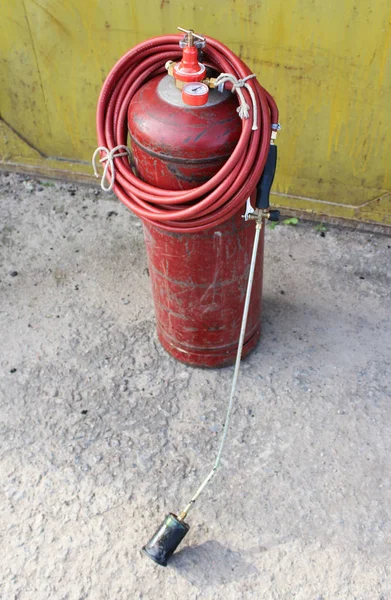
[{"xmin": 143, "ymin": 211, "xmax": 264, "ymax": 366}]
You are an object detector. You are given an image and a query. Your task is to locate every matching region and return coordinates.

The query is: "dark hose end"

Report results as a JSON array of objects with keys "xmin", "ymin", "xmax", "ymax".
[
  {"xmin": 142, "ymin": 513, "xmax": 190, "ymax": 567},
  {"xmin": 256, "ymin": 144, "xmax": 278, "ymax": 210}
]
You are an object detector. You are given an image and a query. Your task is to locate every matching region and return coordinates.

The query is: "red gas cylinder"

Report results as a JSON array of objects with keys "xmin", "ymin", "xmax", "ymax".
[{"xmin": 128, "ymin": 74, "xmax": 264, "ymax": 367}]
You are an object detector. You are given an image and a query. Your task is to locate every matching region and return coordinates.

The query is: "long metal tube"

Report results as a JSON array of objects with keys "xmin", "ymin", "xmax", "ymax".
[{"xmin": 179, "ymin": 218, "xmax": 263, "ymax": 519}]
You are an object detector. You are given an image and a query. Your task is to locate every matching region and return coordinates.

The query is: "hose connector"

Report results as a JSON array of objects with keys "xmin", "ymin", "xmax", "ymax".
[
  {"xmin": 244, "ymin": 207, "xmax": 280, "ymax": 226},
  {"xmin": 271, "ymin": 123, "xmax": 282, "ymax": 143}
]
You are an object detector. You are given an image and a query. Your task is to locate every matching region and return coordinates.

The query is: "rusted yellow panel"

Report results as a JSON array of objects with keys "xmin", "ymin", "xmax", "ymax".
[{"xmin": 0, "ymin": 0, "xmax": 390, "ymax": 225}]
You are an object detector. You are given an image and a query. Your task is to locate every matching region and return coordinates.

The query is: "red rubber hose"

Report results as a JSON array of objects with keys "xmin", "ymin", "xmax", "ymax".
[{"xmin": 96, "ymin": 34, "xmax": 278, "ymax": 233}]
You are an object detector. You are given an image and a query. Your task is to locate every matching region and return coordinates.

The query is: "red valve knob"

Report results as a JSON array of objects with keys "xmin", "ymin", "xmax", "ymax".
[{"xmin": 173, "ymin": 41, "xmax": 206, "ymax": 83}]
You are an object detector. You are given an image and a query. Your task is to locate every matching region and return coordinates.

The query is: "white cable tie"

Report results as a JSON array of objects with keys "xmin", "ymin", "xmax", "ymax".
[
  {"xmin": 215, "ymin": 73, "xmax": 258, "ymax": 131},
  {"xmin": 92, "ymin": 145, "xmax": 132, "ymax": 192}
]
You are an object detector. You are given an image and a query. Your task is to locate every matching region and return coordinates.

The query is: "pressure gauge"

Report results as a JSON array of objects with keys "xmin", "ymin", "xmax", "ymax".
[{"xmin": 182, "ymin": 82, "xmax": 209, "ymax": 106}]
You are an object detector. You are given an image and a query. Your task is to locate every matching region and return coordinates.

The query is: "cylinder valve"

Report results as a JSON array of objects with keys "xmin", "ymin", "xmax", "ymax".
[{"xmin": 173, "ymin": 27, "xmax": 206, "ymax": 84}]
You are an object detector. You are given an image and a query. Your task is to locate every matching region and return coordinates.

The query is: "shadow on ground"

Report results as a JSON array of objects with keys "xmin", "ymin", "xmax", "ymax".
[{"xmin": 169, "ymin": 540, "xmax": 258, "ymax": 588}]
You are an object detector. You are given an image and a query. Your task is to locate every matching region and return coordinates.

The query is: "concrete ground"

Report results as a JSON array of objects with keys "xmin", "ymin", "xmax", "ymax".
[{"xmin": 0, "ymin": 171, "xmax": 390, "ymax": 600}]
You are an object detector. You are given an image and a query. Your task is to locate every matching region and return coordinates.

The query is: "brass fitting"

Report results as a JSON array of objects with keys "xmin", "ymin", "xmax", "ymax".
[
  {"xmin": 246, "ymin": 209, "xmax": 270, "ymax": 222},
  {"xmin": 165, "ymin": 61, "xmax": 175, "ymax": 77},
  {"xmin": 203, "ymin": 77, "xmax": 218, "ymax": 89},
  {"xmin": 246, "ymin": 208, "xmax": 280, "ymax": 226},
  {"xmin": 165, "ymin": 62, "xmax": 218, "ymax": 91}
]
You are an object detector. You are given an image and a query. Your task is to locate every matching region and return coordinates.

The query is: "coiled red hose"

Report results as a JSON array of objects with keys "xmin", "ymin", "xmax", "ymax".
[{"xmin": 96, "ymin": 34, "xmax": 278, "ymax": 233}]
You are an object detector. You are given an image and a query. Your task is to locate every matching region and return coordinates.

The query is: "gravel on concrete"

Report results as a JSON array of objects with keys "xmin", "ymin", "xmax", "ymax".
[{"xmin": 0, "ymin": 172, "xmax": 390, "ymax": 600}]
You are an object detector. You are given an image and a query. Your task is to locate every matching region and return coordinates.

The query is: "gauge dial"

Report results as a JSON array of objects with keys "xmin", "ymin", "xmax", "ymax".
[{"xmin": 182, "ymin": 82, "xmax": 209, "ymax": 106}]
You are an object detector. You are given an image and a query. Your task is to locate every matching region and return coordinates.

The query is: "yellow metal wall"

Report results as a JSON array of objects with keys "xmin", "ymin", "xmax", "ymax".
[{"xmin": 1, "ymin": 0, "xmax": 390, "ymax": 225}]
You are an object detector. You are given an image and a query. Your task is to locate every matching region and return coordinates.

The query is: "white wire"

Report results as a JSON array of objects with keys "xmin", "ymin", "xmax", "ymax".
[{"xmin": 180, "ymin": 219, "xmax": 263, "ymax": 518}]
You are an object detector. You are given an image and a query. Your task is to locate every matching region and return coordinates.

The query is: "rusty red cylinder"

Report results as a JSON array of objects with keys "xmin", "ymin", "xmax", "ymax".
[{"xmin": 128, "ymin": 74, "xmax": 264, "ymax": 367}]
